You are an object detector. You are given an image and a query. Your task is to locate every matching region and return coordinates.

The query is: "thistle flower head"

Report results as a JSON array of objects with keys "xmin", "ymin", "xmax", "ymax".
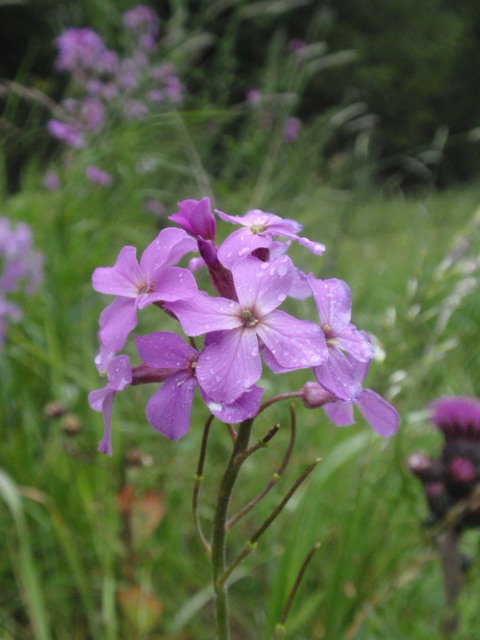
[{"xmin": 430, "ymin": 396, "xmax": 480, "ymax": 440}]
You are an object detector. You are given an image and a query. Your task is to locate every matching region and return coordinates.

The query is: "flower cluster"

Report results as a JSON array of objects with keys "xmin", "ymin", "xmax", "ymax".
[
  {"xmin": 89, "ymin": 198, "xmax": 399, "ymax": 455},
  {"xmin": 0, "ymin": 217, "xmax": 43, "ymax": 345},
  {"xmin": 46, "ymin": 5, "xmax": 183, "ymax": 185},
  {"xmin": 408, "ymin": 396, "xmax": 480, "ymax": 530}
]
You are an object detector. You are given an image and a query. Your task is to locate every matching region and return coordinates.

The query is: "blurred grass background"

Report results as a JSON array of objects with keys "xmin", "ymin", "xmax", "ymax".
[{"xmin": 1, "ymin": 1, "xmax": 480, "ymax": 639}]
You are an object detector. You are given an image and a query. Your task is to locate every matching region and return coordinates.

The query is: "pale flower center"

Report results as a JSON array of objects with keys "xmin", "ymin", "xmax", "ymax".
[{"xmin": 242, "ymin": 309, "xmax": 259, "ymax": 328}]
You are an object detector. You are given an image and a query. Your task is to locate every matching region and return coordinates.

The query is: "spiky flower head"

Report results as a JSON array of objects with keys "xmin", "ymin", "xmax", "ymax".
[{"xmin": 430, "ymin": 396, "xmax": 480, "ymax": 441}]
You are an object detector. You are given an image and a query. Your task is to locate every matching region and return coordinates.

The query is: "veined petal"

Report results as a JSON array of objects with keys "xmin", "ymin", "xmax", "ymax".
[
  {"xmin": 201, "ymin": 385, "xmax": 263, "ymax": 423},
  {"xmin": 217, "ymin": 228, "xmax": 271, "ymax": 268},
  {"xmin": 336, "ymin": 327, "xmax": 375, "ymax": 362},
  {"xmin": 135, "ymin": 331, "xmax": 197, "ymax": 368},
  {"xmin": 313, "ymin": 347, "xmax": 362, "ymax": 401},
  {"xmin": 196, "ymin": 328, "xmax": 262, "ymax": 403},
  {"xmin": 98, "ymin": 297, "xmax": 137, "ymax": 352},
  {"xmin": 356, "ymin": 389, "xmax": 399, "ymax": 437},
  {"xmin": 92, "ymin": 246, "xmax": 143, "ymax": 297},
  {"xmin": 140, "ymin": 227, "xmax": 197, "ymax": 272},
  {"xmin": 166, "ymin": 292, "xmax": 242, "ymax": 336},
  {"xmin": 137, "ymin": 266, "xmax": 197, "ymax": 308},
  {"xmin": 308, "ymin": 276, "xmax": 352, "ymax": 331},
  {"xmin": 258, "ymin": 310, "xmax": 327, "ymax": 370},
  {"xmin": 146, "ymin": 372, "xmax": 196, "ymax": 439},
  {"xmin": 232, "ymin": 255, "xmax": 294, "ymax": 315},
  {"xmin": 322, "ymin": 400, "xmax": 354, "ymax": 426}
]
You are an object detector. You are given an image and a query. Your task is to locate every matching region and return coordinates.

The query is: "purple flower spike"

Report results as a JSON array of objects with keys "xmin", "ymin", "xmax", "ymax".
[
  {"xmin": 89, "ymin": 354, "xmax": 132, "ymax": 455},
  {"xmin": 135, "ymin": 332, "xmax": 262, "ymax": 439},
  {"xmin": 216, "ymin": 208, "xmax": 325, "ymax": 268},
  {"xmin": 92, "ymin": 228, "xmax": 197, "ymax": 355},
  {"xmin": 168, "ymin": 255, "xmax": 327, "ymax": 403},
  {"xmin": 169, "ymin": 197, "xmax": 216, "ymax": 241},
  {"xmin": 308, "ymin": 275, "xmax": 374, "ymax": 402}
]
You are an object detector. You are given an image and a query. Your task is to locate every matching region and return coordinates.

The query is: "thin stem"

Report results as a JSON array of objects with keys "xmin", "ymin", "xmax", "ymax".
[
  {"xmin": 438, "ymin": 529, "xmax": 464, "ymax": 637},
  {"xmin": 234, "ymin": 423, "xmax": 280, "ymax": 466},
  {"xmin": 211, "ymin": 418, "xmax": 255, "ymax": 640},
  {"xmin": 257, "ymin": 391, "xmax": 303, "ymax": 416},
  {"xmin": 227, "ymin": 404, "xmax": 297, "ymax": 530},
  {"xmin": 192, "ymin": 414, "xmax": 215, "ymax": 554},
  {"xmin": 219, "ymin": 458, "xmax": 321, "ymax": 588},
  {"xmin": 271, "ymin": 542, "xmax": 321, "ymax": 640}
]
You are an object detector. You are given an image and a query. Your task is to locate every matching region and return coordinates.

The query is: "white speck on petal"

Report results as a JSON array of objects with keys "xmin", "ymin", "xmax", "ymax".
[{"xmin": 208, "ymin": 401, "xmax": 222, "ymax": 412}]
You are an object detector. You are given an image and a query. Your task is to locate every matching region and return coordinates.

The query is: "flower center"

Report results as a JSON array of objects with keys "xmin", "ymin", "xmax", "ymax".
[
  {"xmin": 322, "ymin": 323, "xmax": 337, "ymax": 345},
  {"xmin": 242, "ymin": 309, "xmax": 259, "ymax": 328},
  {"xmin": 137, "ymin": 279, "xmax": 153, "ymax": 295},
  {"xmin": 250, "ymin": 223, "xmax": 265, "ymax": 234}
]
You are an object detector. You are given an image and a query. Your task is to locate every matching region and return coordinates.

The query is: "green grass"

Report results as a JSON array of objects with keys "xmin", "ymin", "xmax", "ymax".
[{"xmin": 1, "ymin": 112, "xmax": 480, "ymax": 640}]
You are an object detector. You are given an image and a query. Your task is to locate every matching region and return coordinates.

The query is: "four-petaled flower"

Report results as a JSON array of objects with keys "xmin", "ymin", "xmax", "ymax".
[
  {"xmin": 308, "ymin": 275, "xmax": 374, "ymax": 402},
  {"xmin": 92, "ymin": 227, "xmax": 197, "ymax": 362},
  {"xmin": 302, "ymin": 357, "xmax": 399, "ymax": 437},
  {"xmin": 135, "ymin": 332, "xmax": 263, "ymax": 439},
  {"xmin": 216, "ymin": 208, "xmax": 325, "ymax": 268},
  {"xmin": 168, "ymin": 255, "xmax": 328, "ymax": 403}
]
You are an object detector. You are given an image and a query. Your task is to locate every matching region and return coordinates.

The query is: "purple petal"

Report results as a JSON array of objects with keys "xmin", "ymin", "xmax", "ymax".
[
  {"xmin": 232, "ymin": 255, "xmax": 294, "ymax": 315},
  {"xmin": 140, "ymin": 227, "xmax": 197, "ymax": 272},
  {"xmin": 355, "ymin": 389, "xmax": 399, "ymax": 437},
  {"xmin": 168, "ymin": 197, "xmax": 216, "ymax": 240},
  {"xmin": 98, "ymin": 297, "xmax": 137, "ymax": 352},
  {"xmin": 167, "ymin": 292, "xmax": 242, "ymax": 336},
  {"xmin": 196, "ymin": 328, "xmax": 262, "ymax": 403},
  {"xmin": 146, "ymin": 372, "xmax": 196, "ymax": 439},
  {"xmin": 137, "ymin": 266, "xmax": 197, "ymax": 308},
  {"xmin": 201, "ymin": 385, "xmax": 263, "ymax": 423},
  {"xmin": 92, "ymin": 246, "xmax": 143, "ymax": 297},
  {"xmin": 336, "ymin": 327, "xmax": 375, "ymax": 362},
  {"xmin": 322, "ymin": 400, "xmax": 354, "ymax": 426},
  {"xmin": 89, "ymin": 388, "xmax": 114, "ymax": 456},
  {"xmin": 258, "ymin": 310, "xmax": 327, "ymax": 370},
  {"xmin": 217, "ymin": 228, "xmax": 271, "ymax": 268},
  {"xmin": 106, "ymin": 354, "xmax": 132, "ymax": 391},
  {"xmin": 135, "ymin": 331, "xmax": 197, "ymax": 368},
  {"xmin": 308, "ymin": 276, "xmax": 352, "ymax": 332},
  {"xmin": 313, "ymin": 347, "xmax": 362, "ymax": 401}
]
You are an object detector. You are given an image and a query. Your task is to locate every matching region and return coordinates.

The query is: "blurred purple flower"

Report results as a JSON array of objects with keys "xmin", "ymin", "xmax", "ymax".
[
  {"xmin": 55, "ymin": 28, "xmax": 107, "ymax": 73},
  {"xmin": 47, "ymin": 119, "xmax": 84, "ymax": 148},
  {"xmin": 42, "ymin": 171, "xmax": 61, "ymax": 191},
  {"xmin": 86, "ymin": 166, "xmax": 113, "ymax": 187},
  {"xmin": 283, "ymin": 117, "xmax": 302, "ymax": 142}
]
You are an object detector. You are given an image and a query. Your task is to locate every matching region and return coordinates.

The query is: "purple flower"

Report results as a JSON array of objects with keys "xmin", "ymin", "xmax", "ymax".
[
  {"xmin": 89, "ymin": 354, "xmax": 132, "ymax": 455},
  {"xmin": 92, "ymin": 228, "xmax": 197, "ymax": 357},
  {"xmin": 42, "ymin": 171, "xmax": 61, "ymax": 190},
  {"xmin": 246, "ymin": 89, "xmax": 262, "ymax": 105},
  {"xmin": 216, "ymin": 208, "xmax": 325, "ymax": 269},
  {"xmin": 430, "ymin": 396, "xmax": 480, "ymax": 440},
  {"xmin": 283, "ymin": 117, "xmax": 302, "ymax": 142},
  {"xmin": 308, "ymin": 275, "xmax": 375, "ymax": 401},
  {"xmin": 169, "ymin": 197, "xmax": 216, "ymax": 241},
  {"xmin": 80, "ymin": 98, "xmax": 104, "ymax": 131},
  {"xmin": 47, "ymin": 119, "xmax": 84, "ymax": 148},
  {"xmin": 168, "ymin": 255, "xmax": 328, "ymax": 403},
  {"xmin": 288, "ymin": 39, "xmax": 307, "ymax": 52},
  {"xmin": 135, "ymin": 332, "xmax": 263, "ymax": 439},
  {"xmin": 55, "ymin": 28, "xmax": 107, "ymax": 74},
  {"xmin": 301, "ymin": 358, "xmax": 399, "ymax": 437},
  {"xmin": 86, "ymin": 165, "xmax": 113, "ymax": 187}
]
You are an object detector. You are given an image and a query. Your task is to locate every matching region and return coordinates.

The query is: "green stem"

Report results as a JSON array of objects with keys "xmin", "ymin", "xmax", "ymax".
[{"xmin": 211, "ymin": 418, "xmax": 254, "ymax": 640}]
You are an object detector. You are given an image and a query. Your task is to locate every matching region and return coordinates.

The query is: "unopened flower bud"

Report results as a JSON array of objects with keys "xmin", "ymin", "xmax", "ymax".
[{"xmin": 301, "ymin": 382, "xmax": 334, "ymax": 409}]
